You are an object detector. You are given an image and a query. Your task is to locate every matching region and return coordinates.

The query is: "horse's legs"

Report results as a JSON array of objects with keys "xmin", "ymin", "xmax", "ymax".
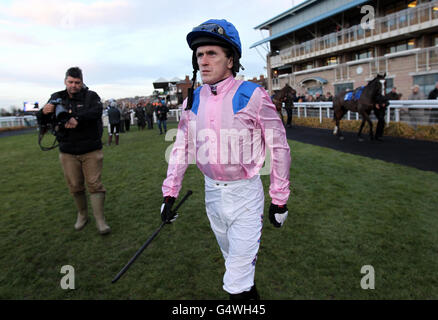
[
  {"xmin": 333, "ymin": 109, "xmax": 345, "ymax": 140},
  {"xmin": 280, "ymin": 110, "xmax": 286, "ymax": 126},
  {"xmin": 357, "ymin": 118, "xmax": 366, "ymax": 141},
  {"xmin": 358, "ymin": 112, "xmax": 374, "ymax": 141},
  {"xmin": 367, "ymin": 115, "xmax": 374, "ymax": 141},
  {"xmin": 274, "ymin": 101, "xmax": 285, "ymax": 126}
]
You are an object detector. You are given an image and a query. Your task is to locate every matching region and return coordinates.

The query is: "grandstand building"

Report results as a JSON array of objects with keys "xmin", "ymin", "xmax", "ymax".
[{"xmin": 251, "ymin": 0, "xmax": 438, "ymax": 98}]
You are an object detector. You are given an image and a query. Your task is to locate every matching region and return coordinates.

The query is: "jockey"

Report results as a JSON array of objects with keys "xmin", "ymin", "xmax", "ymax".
[{"xmin": 160, "ymin": 19, "xmax": 291, "ymax": 299}]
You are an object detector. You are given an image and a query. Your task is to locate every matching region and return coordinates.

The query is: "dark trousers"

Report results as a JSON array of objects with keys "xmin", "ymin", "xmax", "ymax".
[
  {"xmin": 374, "ymin": 108, "xmax": 386, "ymax": 138},
  {"xmin": 146, "ymin": 114, "xmax": 153, "ymax": 129},
  {"xmin": 124, "ymin": 119, "xmax": 130, "ymax": 132},
  {"xmin": 157, "ymin": 119, "xmax": 167, "ymax": 133},
  {"xmin": 285, "ymin": 105, "xmax": 293, "ymax": 126},
  {"xmin": 110, "ymin": 123, "xmax": 120, "ymax": 135}
]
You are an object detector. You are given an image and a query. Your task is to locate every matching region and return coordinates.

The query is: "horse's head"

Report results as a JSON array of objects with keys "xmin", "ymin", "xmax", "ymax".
[
  {"xmin": 283, "ymin": 84, "xmax": 296, "ymax": 99},
  {"xmin": 367, "ymin": 73, "xmax": 386, "ymax": 99}
]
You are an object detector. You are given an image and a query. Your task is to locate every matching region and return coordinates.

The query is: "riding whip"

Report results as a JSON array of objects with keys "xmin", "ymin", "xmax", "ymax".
[{"xmin": 111, "ymin": 190, "xmax": 193, "ymax": 284}]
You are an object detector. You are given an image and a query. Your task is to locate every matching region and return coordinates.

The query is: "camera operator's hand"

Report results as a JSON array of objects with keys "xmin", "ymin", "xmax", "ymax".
[
  {"xmin": 65, "ymin": 117, "xmax": 78, "ymax": 129},
  {"xmin": 42, "ymin": 104, "xmax": 55, "ymax": 115}
]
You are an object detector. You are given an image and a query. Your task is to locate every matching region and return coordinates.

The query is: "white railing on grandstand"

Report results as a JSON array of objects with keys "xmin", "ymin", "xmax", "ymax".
[
  {"xmin": 271, "ymin": 1, "xmax": 438, "ymax": 68},
  {"xmin": 290, "ymin": 100, "xmax": 438, "ymax": 126},
  {"xmin": 0, "ymin": 116, "xmax": 37, "ymax": 128}
]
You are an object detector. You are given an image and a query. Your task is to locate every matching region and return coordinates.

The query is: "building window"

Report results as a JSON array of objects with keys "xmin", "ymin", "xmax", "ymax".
[
  {"xmin": 326, "ymin": 56, "xmax": 338, "ymax": 66},
  {"xmin": 389, "ymin": 39, "xmax": 415, "ymax": 53},
  {"xmin": 307, "ymin": 86, "xmax": 323, "ymax": 96},
  {"xmin": 334, "ymin": 83, "xmax": 354, "ymax": 95},
  {"xmin": 296, "ymin": 62, "xmax": 314, "ymax": 71},
  {"xmin": 305, "ymin": 62, "xmax": 314, "ymax": 70},
  {"xmin": 385, "ymin": 78, "xmax": 394, "ymax": 94},
  {"xmin": 413, "ymin": 73, "xmax": 438, "ymax": 97},
  {"xmin": 355, "ymin": 49, "xmax": 373, "ymax": 60}
]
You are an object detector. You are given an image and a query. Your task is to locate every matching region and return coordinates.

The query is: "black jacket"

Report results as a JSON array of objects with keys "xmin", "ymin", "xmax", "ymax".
[
  {"xmin": 157, "ymin": 105, "xmax": 169, "ymax": 121},
  {"xmin": 428, "ymin": 88, "xmax": 438, "ymax": 100},
  {"xmin": 44, "ymin": 87, "xmax": 103, "ymax": 155},
  {"xmin": 386, "ymin": 92, "xmax": 401, "ymax": 100},
  {"xmin": 108, "ymin": 106, "xmax": 121, "ymax": 124}
]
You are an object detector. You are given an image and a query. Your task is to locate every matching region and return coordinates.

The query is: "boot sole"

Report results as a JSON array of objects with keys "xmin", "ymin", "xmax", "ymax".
[
  {"xmin": 74, "ymin": 218, "xmax": 89, "ymax": 231},
  {"xmin": 99, "ymin": 227, "xmax": 111, "ymax": 235}
]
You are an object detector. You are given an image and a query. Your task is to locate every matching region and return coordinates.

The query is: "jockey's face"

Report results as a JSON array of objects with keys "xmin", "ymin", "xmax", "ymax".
[{"xmin": 196, "ymin": 45, "xmax": 233, "ymax": 85}]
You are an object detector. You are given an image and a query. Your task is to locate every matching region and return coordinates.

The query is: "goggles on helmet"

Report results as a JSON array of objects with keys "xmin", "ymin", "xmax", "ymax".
[{"xmin": 191, "ymin": 23, "xmax": 233, "ymax": 42}]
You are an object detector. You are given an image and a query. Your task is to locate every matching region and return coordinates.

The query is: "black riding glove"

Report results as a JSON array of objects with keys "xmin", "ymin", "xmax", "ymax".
[
  {"xmin": 269, "ymin": 203, "xmax": 289, "ymax": 228},
  {"xmin": 161, "ymin": 196, "xmax": 177, "ymax": 223}
]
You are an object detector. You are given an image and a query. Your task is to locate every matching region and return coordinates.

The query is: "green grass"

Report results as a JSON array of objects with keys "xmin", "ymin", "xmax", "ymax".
[{"xmin": 0, "ymin": 124, "xmax": 437, "ymax": 299}]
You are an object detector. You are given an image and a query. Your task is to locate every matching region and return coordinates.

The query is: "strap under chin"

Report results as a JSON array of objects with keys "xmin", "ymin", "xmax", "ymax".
[{"xmin": 186, "ymin": 69, "xmax": 198, "ymax": 110}]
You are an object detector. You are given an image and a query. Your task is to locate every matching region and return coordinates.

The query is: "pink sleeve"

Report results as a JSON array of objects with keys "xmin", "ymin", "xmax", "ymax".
[
  {"xmin": 256, "ymin": 88, "xmax": 291, "ymax": 205},
  {"xmin": 162, "ymin": 100, "xmax": 194, "ymax": 198}
]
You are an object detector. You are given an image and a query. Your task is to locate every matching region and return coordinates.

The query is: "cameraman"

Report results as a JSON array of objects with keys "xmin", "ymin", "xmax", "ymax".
[{"xmin": 41, "ymin": 67, "xmax": 111, "ymax": 235}]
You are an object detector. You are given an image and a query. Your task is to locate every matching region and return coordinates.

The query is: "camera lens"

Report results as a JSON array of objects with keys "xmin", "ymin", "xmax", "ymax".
[{"xmin": 55, "ymin": 105, "xmax": 70, "ymax": 123}]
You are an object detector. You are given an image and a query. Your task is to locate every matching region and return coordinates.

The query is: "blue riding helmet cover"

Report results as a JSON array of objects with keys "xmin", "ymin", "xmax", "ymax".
[{"xmin": 186, "ymin": 19, "xmax": 242, "ymax": 58}]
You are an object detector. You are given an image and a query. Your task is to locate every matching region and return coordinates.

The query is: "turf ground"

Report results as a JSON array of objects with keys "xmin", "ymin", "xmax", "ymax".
[{"xmin": 0, "ymin": 124, "xmax": 437, "ymax": 299}]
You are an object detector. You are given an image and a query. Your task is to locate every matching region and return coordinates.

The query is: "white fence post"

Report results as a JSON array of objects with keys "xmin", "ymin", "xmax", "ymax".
[{"xmin": 387, "ymin": 106, "xmax": 391, "ymax": 124}]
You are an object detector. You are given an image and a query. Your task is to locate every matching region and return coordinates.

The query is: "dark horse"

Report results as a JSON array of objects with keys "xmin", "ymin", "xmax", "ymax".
[
  {"xmin": 271, "ymin": 84, "xmax": 296, "ymax": 125},
  {"xmin": 333, "ymin": 73, "xmax": 387, "ymax": 141}
]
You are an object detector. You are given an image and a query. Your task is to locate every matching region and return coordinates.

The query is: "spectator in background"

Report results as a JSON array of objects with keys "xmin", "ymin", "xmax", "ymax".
[
  {"xmin": 297, "ymin": 92, "xmax": 306, "ymax": 102},
  {"xmin": 315, "ymin": 92, "xmax": 326, "ymax": 102},
  {"xmin": 121, "ymin": 103, "xmax": 131, "ymax": 132},
  {"xmin": 145, "ymin": 100, "xmax": 154, "ymax": 129},
  {"xmin": 427, "ymin": 82, "xmax": 438, "ymax": 124},
  {"xmin": 408, "ymin": 84, "xmax": 425, "ymax": 100},
  {"xmin": 129, "ymin": 103, "xmax": 135, "ymax": 126},
  {"xmin": 305, "ymin": 94, "xmax": 314, "ymax": 102},
  {"xmin": 118, "ymin": 102, "xmax": 125, "ymax": 133},
  {"xmin": 427, "ymin": 82, "xmax": 438, "ymax": 100},
  {"xmin": 135, "ymin": 102, "xmax": 146, "ymax": 130},
  {"xmin": 107, "ymin": 100, "xmax": 121, "ymax": 145},
  {"xmin": 282, "ymin": 86, "xmax": 294, "ymax": 128},
  {"xmin": 386, "ymin": 87, "xmax": 402, "ymax": 100},
  {"xmin": 325, "ymin": 92, "xmax": 333, "ymax": 102},
  {"xmin": 403, "ymin": 85, "xmax": 427, "ymax": 126},
  {"xmin": 156, "ymin": 101, "xmax": 169, "ymax": 135}
]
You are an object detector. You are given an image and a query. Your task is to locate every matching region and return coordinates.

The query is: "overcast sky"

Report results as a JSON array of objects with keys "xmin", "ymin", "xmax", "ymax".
[{"xmin": 0, "ymin": 0, "xmax": 305, "ymax": 110}]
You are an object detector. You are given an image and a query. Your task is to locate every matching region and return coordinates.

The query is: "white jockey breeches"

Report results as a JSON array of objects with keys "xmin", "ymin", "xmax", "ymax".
[{"xmin": 204, "ymin": 174, "xmax": 264, "ymax": 294}]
